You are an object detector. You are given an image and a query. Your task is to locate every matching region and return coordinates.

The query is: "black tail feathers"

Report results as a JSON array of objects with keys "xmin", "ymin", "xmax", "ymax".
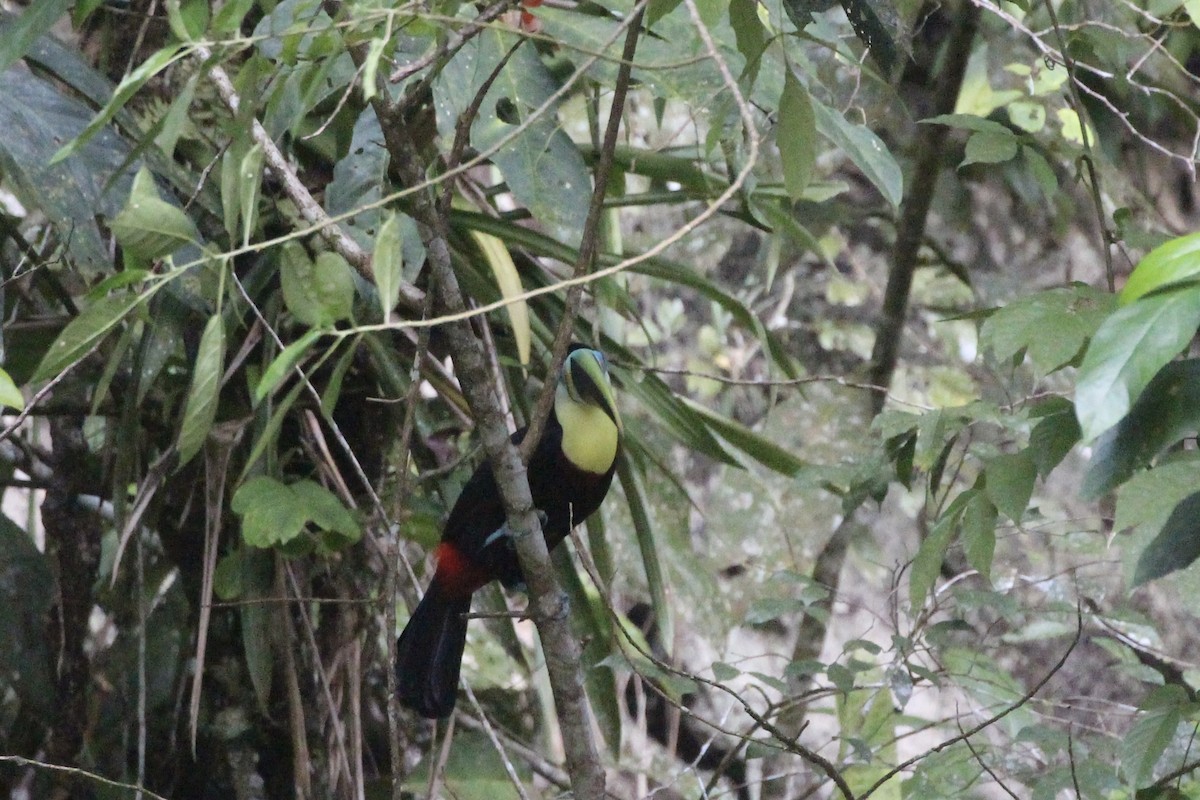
[{"xmin": 395, "ymin": 580, "xmax": 471, "ymax": 718}]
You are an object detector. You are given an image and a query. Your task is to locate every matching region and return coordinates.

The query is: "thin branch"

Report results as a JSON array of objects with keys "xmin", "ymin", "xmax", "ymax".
[
  {"xmin": 957, "ymin": 717, "xmax": 1021, "ymax": 799},
  {"xmin": 1041, "ymin": 0, "xmax": 1115, "ymax": 292},
  {"xmin": 859, "ymin": 606, "xmax": 1083, "ymax": 799},
  {"xmin": 391, "ymin": 0, "xmax": 516, "ymax": 89},
  {"xmin": 387, "ymin": 293, "xmax": 434, "ymax": 800},
  {"xmin": 1067, "ymin": 721, "xmax": 1083, "ymax": 799},
  {"xmin": 520, "ymin": 1, "xmax": 646, "ymax": 462},
  {"xmin": 866, "ymin": 0, "xmax": 980, "ymax": 414},
  {"xmin": 0, "ymin": 756, "xmax": 170, "ymax": 800}
]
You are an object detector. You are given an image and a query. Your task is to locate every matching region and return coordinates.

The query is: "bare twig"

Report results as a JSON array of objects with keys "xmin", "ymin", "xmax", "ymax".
[
  {"xmin": 1041, "ymin": 0, "xmax": 1115, "ymax": 292},
  {"xmin": 859, "ymin": 606, "xmax": 1083, "ymax": 799},
  {"xmin": 0, "ymin": 756, "xmax": 170, "ymax": 800}
]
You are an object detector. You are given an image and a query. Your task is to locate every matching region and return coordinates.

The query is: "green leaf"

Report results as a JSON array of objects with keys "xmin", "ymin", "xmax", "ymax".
[
  {"xmin": 291, "ymin": 480, "xmax": 361, "ymax": 543},
  {"xmin": 32, "ymin": 293, "xmax": 143, "ymax": 382},
  {"xmin": 212, "ymin": 550, "xmax": 243, "ymax": 600},
  {"xmin": 778, "ymin": 70, "xmax": 816, "ymax": 202},
  {"xmin": 0, "ymin": 68, "xmax": 137, "ymax": 274},
  {"xmin": 811, "ymin": 99, "xmax": 903, "ymax": 209},
  {"xmin": 232, "ymin": 476, "xmax": 309, "ymax": 547},
  {"xmin": 239, "ymin": 548, "xmax": 274, "ymax": 710},
  {"xmin": 683, "ymin": 398, "xmax": 807, "ymax": 476},
  {"xmin": 1120, "ymin": 230, "xmax": 1200, "ymax": 305},
  {"xmin": 922, "ymin": 113, "xmax": 1013, "ymax": 135},
  {"xmin": 617, "ymin": 456, "xmax": 673, "ymax": 656},
  {"xmin": 621, "ymin": 373, "xmax": 738, "ymax": 466},
  {"xmin": 1022, "ymin": 146, "xmax": 1058, "ymax": 199},
  {"xmin": 237, "ymin": 143, "xmax": 265, "ymax": 248},
  {"xmin": 0, "ymin": 368, "xmax": 24, "ymax": 411},
  {"xmin": 109, "ymin": 167, "xmax": 200, "ymax": 262},
  {"xmin": 212, "ymin": 0, "xmax": 256, "ymax": 33},
  {"xmin": 745, "ymin": 597, "xmax": 806, "ymax": 624},
  {"xmin": 0, "ymin": 0, "xmax": 73, "ymax": 72},
  {"xmin": 436, "ymin": 30, "xmax": 591, "ymax": 235},
  {"xmin": 254, "ymin": 329, "xmax": 322, "ymax": 406},
  {"xmin": 373, "ymin": 212, "xmax": 404, "ymax": 322},
  {"xmin": 984, "ymin": 451, "xmax": 1036, "ymax": 524},
  {"xmin": 729, "ymin": 0, "xmax": 766, "ymax": 84},
  {"xmin": 1028, "ymin": 405, "xmax": 1080, "ymax": 479},
  {"xmin": 909, "ymin": 491, "xmax": 971, "ymax": 609},
  {"xmin": 961, "ymin": 491, "xmax": 997, "ymax": 581},
  {"xmin": 1113, "ymin": 457, "xmax": 1200, "ymax": 534},
  {"xmin": 1083, "ymin": 360, "xmax": 1200, "ymax": 498},
  {"xmin": 979, "ymin": 284, "xmax": 1115, "ymax": 373},
  {"xmin": 1122, "ymin": 686, "xmax": 1187, "ymax": 785},
  {"xmin": 165, "ymin": 0, "xmax": 209, "ymax": 41},
  {"xmin": 961, "ymin": 129, "xmax": 1019, "ymax": 166},
  {"xmin": 1133, "ymin": 492, "xmax": 1200, "ymax": 586},
  {"xmin": 176, "ymin": 315, "xmax": 225, "ymax": 466},
  {"xmin": 1076, "ymin": 286, "xmax": 1200, "ymax": 441},
  {"xmin": 712, "ymin": 661, "xmax": 741, "ymax": 681},
  {"xmin": 50, "ymin": 43, "xmax": 190, "ymax": 164},
  {"xmin": 280, "ymin": 244, "xmax": 355, "ymax": 327}
]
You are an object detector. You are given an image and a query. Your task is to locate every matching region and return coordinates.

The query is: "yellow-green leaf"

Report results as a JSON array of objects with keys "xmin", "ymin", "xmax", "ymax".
[
  {"xmin": 0, "ymin": 367, "xmax": 24, "ymax": 411},
  {"xmin": 469, "ymin": 229, "xmax": 530, "ymax": 365}
]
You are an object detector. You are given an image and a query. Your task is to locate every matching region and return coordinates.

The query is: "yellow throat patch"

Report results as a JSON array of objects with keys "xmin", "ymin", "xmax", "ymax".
[{"xmin": 555, "ymin": 383, "xmax": 619, "ymax": 475}]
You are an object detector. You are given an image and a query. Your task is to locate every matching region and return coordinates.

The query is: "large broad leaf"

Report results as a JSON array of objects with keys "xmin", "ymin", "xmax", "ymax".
[
  {"xmin": 0, "ymin": 68, "xmax": 137, "ymax": 274},
  {"xmin": 436, "ymin": 28, "xmax": 591, "ymax": 236},
  {"xmin": 1113, "ymin": 457, "xmax": 1200, "ymax": 535},
  {"xmin": 1120, "ymin": 230, "xmax": 1200, "ymax": 304},
  {"xmin": 1083, "ymin": 360, "xmax": 1200, "ymax": 499},
  {"xmin": 984, "ymin": 451, "xmax": 1036, "ymax": 524},
  {"xmin": 279, "ymin": 244, "xmax": 355, "ymax": 327},
  {"xmin": 1075, "ymin": 285, "xmax": 1200, "ymax": 442},
  {"xmin": 979, "ymin": 284, "xmax": 1114, "ymax": 373},
  {"xmin": 232, "ymin": 476, "xmax": 360, "ymax": 550},
  {"xmin": 1122, "ymin": 686, "xmax": 1190, "ymax": 787},
  {"xmin": 1133, "ymin": 492, "xmax": 1200, "ymax": 586}
]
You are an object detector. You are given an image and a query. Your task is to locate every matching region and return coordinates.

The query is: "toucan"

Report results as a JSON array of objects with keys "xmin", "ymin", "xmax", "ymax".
[{"xmin": 396, "ymin": 345, "xmax": 622, "ymax": 718}]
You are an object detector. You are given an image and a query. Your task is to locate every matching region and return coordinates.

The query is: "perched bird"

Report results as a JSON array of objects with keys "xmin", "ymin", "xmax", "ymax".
[{"xmin": 396, "ymin": 345, "xmax": 622, "ymax": 718}]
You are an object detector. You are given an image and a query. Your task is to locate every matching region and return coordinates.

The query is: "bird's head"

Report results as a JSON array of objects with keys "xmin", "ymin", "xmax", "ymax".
[{"xmin": 561, "ymin": 345, "xmax": 622, "ymax": 433}]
